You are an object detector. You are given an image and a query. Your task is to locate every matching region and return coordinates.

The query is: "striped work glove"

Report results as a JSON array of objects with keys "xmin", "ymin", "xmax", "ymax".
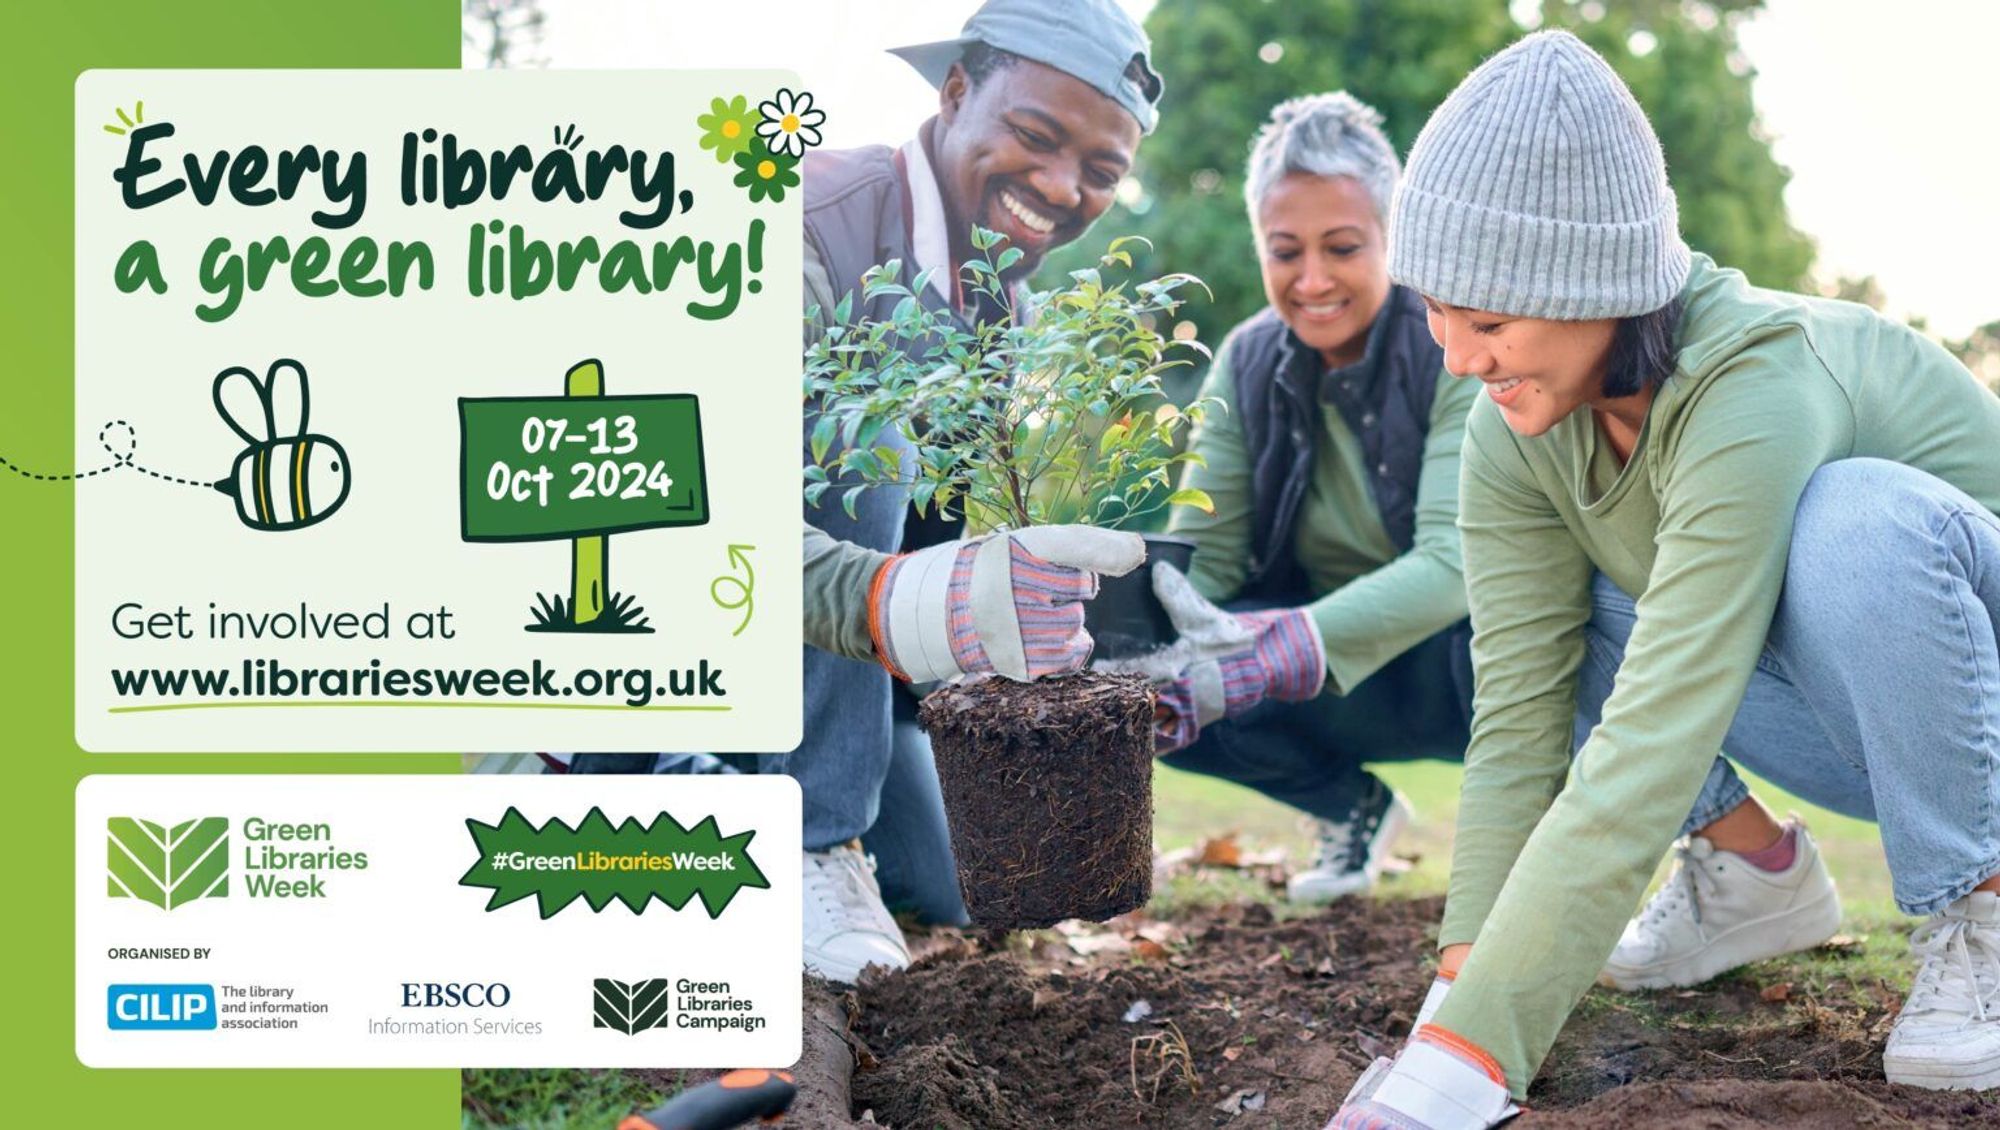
[
  {"xmin": 1326, "ymin": 1026, "xmax": 1519, "ymax": 1130},
  {"xmin": 867, "ymin": 526, "xmax": 1145, "ymax": 683},
  {"xmin": 1099, "ymin": 562, "xmax": 1325, "ymax": 753}
]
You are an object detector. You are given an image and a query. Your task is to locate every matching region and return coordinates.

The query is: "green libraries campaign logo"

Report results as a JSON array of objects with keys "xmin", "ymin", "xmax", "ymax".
[
  {"xmin": 459, "ymin": 806, "xmax": 768, "ymax": 919},
  {"xmin": 107, "ymin": 817, "xmax": 230, "ymax": 909},
  {"xmin": 592, "ymin": 977, "xmax": 671, "ymax": 1035}
]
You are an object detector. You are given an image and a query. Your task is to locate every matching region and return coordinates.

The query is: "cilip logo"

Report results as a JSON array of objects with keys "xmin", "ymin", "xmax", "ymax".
[
  {"xmin": 107, "ymin": 816, "xmax": 230, "ymax": 910},
  {"xmin": 108, "ymin": 984, "xmax": 217, "ymax": 1031}
]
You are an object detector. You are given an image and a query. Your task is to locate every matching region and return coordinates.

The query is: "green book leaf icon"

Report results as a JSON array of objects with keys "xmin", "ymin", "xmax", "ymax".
[
  {"xmin": 593, "ymin": 977, "xmax": 671, "ymax": 1035},
  {"xmin": 107, "ymin": 817, "xmax": 230, "ymax": 909}
]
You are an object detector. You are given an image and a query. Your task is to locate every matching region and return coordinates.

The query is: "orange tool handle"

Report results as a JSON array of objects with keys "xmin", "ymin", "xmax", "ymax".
[{"xmin": 617, "ymin": 1070, "xmax": 796, "ymax": 1130}]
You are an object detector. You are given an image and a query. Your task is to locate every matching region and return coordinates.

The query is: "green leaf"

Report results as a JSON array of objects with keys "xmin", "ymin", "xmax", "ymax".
[
  {"xmin": 809, "ymin": 414, "xmax": 838, "ymax": 465},
  {"xmin": 107, "ymin": 816, "xmax": 230, "ymax": 910},
  {"xmin": 1166, "ymin": 488, "xmax": 1214, "ymax": 515},
  {"xmin": 457, "ymin": 806, "xmax": 770, "ymax": 920},
  {"xmin": 591, "ymin": 978, "xmax": 671, "ymax": 1035},
  {"xmin": 995, "ymin": 246, "xmax": 1024, "ymax": 274}
]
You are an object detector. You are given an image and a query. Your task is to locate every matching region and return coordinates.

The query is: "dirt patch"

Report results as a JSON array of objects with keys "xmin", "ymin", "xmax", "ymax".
[
  {"xmin": 920, "ymin": 672, "xmax": 1156, "ymax": 928},
  {"xmin": 829, "ymin": 897, "xmax": 2000, "ymax": 1129}
]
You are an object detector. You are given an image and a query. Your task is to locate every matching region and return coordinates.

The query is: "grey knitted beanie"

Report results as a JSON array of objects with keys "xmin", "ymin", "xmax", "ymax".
[{"xmin": 1389, "ymin": 30, "xmax": 1691, "ymax": 319}]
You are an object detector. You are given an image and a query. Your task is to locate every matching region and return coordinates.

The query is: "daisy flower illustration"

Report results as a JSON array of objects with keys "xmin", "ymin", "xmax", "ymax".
[
  {"xmin": 697, "ymin": 94, "xmax": 759, "ymax": 163},
  {"xmin": 734, "ymin": 140, "xmax": 801, "ymax": 203},
  {"xmin": 756, "ymin": 88, "xmax": 825, "ymax": 158}
]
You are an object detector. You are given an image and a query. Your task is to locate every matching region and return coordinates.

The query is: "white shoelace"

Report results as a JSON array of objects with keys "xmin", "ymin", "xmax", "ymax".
[
  {"xmin": 1638, "ymin": 840, "xmax": 1719, "ymax": 930},
  {"xmin": 805, "ymin": 849, "xmax": 887, "ymax": 933},
  {"xmin": 1906, "ymin": 913, "xmax": 2000, "ymax": 1024}
]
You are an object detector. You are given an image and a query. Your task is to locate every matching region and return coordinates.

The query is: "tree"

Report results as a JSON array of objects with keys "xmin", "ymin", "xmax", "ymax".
[
  {"xmin": 462, "ymin": 0, "xmax": 545, "ymax": 69},
  {"xmin": 1944, "ymin": 319, "xmax": 2000, "ymax": 390},
  {"xmin": 1045, "ymin": 0, "xmax": 1816, "ymax": 367}
]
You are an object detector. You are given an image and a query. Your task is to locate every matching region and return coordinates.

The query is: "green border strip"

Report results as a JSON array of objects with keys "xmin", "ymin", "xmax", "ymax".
[{"xmin": 11, "ymin": 4, "xmax": 459, "ymax": 1128}]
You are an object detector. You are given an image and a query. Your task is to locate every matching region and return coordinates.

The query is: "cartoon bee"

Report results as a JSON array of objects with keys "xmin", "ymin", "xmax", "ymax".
[{"xmin": 211, "ymin": 358, "xmax": 351, "ymax": 532}]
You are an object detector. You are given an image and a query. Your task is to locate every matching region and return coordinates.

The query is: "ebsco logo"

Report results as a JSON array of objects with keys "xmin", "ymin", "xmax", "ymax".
[
  {"xmin": 108, "ymin": 984, "xmax": 217, "ymax": 1031},
  {"xmin": 401, "ymin": 982, "xmax": 512, "ymax": 1008},
  {"xmin": 106, "ymin": 816, "xmax": 229, "ymax": 910}
]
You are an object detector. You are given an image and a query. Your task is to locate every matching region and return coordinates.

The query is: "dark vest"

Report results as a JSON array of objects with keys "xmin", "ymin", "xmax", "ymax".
[
  {"xmin": 1225, "ymin": 286, "xmax": 1445, "ymax": 599},
  {"xmin": 802, "ymin": 141, "xmax": 1004, "ymax": 339},
  {"xmin": 803, "ymin": 141, "xmax": 1006, "ymax": 549}
]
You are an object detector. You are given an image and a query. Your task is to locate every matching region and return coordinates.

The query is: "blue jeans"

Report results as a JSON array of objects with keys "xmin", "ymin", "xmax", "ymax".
[
  {"xmin": 1578, "ymin": 459, "xmax": 2000, "ymax": 916},
  {"xmin": 787, "ymin": 414, "xmax": 965, "ymax": 922},
  {"xmin": 567, "ymin": 720, "xmax": 966, "ymax": 926},
  {"xmin": 1157, "ymin": 609, "xmax": 1475, "ymax": 822},
  {"xmin": 569, "ymin": 415, "xmax": 969, "ymax": 926}
]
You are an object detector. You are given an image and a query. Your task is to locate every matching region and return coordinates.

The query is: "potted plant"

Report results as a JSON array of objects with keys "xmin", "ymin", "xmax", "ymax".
[{"xmin": 803, "ymin": 233, "xmax": 1215, "ymax": 928}]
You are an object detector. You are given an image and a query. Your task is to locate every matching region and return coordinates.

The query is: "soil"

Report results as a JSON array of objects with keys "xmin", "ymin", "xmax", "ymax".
[
  {"xmin": 813, "ymin": 896, "xmax": 2000, "ymax": 1129},
  {"xmin": 919, "ymin": 672, "xmax": 1157, "ymax": 928}
]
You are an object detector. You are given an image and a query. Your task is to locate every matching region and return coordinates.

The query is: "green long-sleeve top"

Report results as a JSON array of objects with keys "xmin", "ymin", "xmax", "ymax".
[
  {"xmin": 802, "ymin": 524, "xmax": 887, "ymax": 662},
  {"xmin": 1436, "ymin": 254, "xmax": 2000, "ymax": 1096},
  {"xmin": 1168, "ymin": 322, "xmax": 1478, "ymax": 693}
]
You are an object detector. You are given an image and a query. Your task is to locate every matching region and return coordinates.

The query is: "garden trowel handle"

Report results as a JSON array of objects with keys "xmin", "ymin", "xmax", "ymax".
[{"xmin": 617, "ymin": 1069, "xmax": 795, "ymax": 1130}]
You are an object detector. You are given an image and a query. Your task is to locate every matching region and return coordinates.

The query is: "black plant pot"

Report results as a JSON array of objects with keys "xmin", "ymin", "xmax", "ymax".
[{"xmin": 1084, "ymin": 533, "xmax": 1195, "ymax": 661}]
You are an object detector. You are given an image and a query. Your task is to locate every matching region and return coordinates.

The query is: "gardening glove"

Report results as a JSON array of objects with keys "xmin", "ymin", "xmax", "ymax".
[
  {"xmin": 1414, "ymin": 972, "xmax": 1452, "ymax": 1030},
  {"xmin": 1326, "ymin": 1028, "xmax": 1520, "ymax": 1130},
  {"xmin": 1097, "ymin": 562, "xmax": 1325, "ymax": 753},
  {"xmin": 867, "ymin": 526, "xmax": 1146, "ymax": 684}
]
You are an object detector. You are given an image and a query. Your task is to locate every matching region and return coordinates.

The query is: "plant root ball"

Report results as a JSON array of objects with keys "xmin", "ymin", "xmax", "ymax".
[{"xmin": 919, "ymin": 671, "xmax": 1156, "ymax": 929}]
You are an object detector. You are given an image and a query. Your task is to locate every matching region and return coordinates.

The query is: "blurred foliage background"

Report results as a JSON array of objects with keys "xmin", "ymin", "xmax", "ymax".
[{"xmin": 1042, "ymin": 0, "xmax": 1818, "ymax": 378}]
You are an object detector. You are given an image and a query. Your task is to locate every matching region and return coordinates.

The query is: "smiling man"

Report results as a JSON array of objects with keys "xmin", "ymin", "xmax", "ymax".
[{"xmin": 784, "ymin": 0, "xmax": 1163, "ymax": 985}]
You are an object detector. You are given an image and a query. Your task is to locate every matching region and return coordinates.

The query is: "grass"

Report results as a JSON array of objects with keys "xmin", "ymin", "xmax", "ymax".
[
  {"xmin": 526, "ymin": 590, "xmax": 654, "ymax": 633},
  {"xmin": 1151, "ymin": 759, "xmax": 1918, "ymax": 1000},
  {"xmin": 461, "ymin": 1067, "xmax": 680, "ymax": 1129}
]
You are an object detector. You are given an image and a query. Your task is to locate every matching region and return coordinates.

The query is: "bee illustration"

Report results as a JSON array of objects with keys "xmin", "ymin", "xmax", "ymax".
[{"xmin": 211, "ymin": 359, "xmax": 351, "ymax": 532}]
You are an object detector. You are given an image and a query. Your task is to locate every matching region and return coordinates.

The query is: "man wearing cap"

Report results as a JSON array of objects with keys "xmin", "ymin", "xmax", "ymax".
[{"xmin": 787, "ymin": 0, "xmax": 1165, "ymax": 985}]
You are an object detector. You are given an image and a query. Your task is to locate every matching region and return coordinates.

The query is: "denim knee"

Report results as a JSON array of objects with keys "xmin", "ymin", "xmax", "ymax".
[{"xmin": 1786, "ymin": 459, "xmax": 1959, "ymax": 617}]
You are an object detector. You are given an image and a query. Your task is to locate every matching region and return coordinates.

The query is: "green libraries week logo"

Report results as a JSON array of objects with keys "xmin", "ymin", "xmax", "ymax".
[
  {"xmin": 107, "ymin": 817, "xmax": 230, "ymax": 909},
  {"xmin": 107, "ymin": 814, "xmax": 370, "ymax": 908},
  {"xmin": 459, "ymin": 806, "xmax": 767, "ymax": 919}
]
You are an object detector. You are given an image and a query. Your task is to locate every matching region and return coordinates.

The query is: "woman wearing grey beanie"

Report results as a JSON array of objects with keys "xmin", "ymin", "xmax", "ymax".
[
  {"xmin": 1330, "ymin": 29, "xmax": 2000, "ymax": 1130},
  {"xmin": 1141, "ymin": 91, "xmax": 1480, "ymax": 907}
]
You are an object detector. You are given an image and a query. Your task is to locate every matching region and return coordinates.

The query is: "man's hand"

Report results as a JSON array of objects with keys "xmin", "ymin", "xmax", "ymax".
[
  {"xmin": 867, "ymin": 526, "xmax": 1145, "ymax": 683},
  {"xmin": 1097, "ymin": 562, "xmax": 1325, "ymax": 752},
  {"xmin": 1326, "ymin": 1028, "xmax": 1519, "ymax": 1130}
]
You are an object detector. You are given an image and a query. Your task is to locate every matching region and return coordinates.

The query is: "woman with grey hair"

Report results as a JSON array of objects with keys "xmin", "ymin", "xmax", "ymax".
[{"xmin": 1133, "ymin": 91, "xmax": 1480, "ymax": 903}]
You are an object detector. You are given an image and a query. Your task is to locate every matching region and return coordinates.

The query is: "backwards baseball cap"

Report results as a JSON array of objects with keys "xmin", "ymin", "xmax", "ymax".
[{"xmin": 888, "ymin": 0, "xmax": 1164, "ymax": 135}]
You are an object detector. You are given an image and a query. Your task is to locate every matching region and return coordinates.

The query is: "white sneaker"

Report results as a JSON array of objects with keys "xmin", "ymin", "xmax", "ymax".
[
  {"xmin": 801, "ymin": 841, "xmax": 910, "ymax": 984},
  {"xmin": 1287, "ymin": 783, "xmax": 1411, "ymax": 904},
  {"xmin": 1884, "ymin": 891, "xmax": 2000, "ymax": 1091},
  {"xmin": 1600, "ymin": 820, "xmax": 1841, "ymax": 990}
]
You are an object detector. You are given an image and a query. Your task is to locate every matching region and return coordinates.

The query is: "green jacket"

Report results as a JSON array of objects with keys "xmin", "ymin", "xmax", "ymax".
[
  {"xmin": 1438, "ymin": 254, "xmax": 2000, "ymax": 1095},
  {"xmin": 1170, "ymin": 318, "xmax": 1477, "ymax": 693}
]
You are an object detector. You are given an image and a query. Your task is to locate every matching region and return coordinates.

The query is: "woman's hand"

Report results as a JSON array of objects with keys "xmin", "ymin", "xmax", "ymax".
[
  {"xmin": 1326, "ymin": 1027, "xmax": 1518, "ymax": 1129},
  {"xmin": 1439, "ymin": 944, "xmax": 1472, "ymax": 979},
  {"xmin": 1097, "ymin": 563, "xmax": 1326, "ymax": 752}
]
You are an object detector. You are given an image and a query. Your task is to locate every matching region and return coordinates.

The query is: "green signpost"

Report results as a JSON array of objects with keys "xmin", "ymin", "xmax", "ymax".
[{"xmin": 459, "ymin": 360, "xmax": 708, "ymax": 630}]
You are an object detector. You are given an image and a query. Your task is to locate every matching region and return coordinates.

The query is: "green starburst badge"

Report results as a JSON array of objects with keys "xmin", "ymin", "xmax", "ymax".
[{"xmin": 458, "ymin": 806, "xmax": 768, "ymax": 919}]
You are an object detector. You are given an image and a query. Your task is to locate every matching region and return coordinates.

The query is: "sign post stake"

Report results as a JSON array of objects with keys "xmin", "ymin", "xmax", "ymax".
[{"xmin": 566, "ymin": 359, "xmax": 607, "ymax": 626}]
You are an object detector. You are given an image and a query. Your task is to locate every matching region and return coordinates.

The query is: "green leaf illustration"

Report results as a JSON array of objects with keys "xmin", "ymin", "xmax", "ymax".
[
  {"xmin": 458, "ymin": 806, "xmax": 770, "ymax": 920},
  {"xmin": 592, "ymin": 977, "xmax": 671, "ymax": 1034},
  {"xmin": 107, "ymin": 817, "xmax": 230, "ymax": 909}
]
